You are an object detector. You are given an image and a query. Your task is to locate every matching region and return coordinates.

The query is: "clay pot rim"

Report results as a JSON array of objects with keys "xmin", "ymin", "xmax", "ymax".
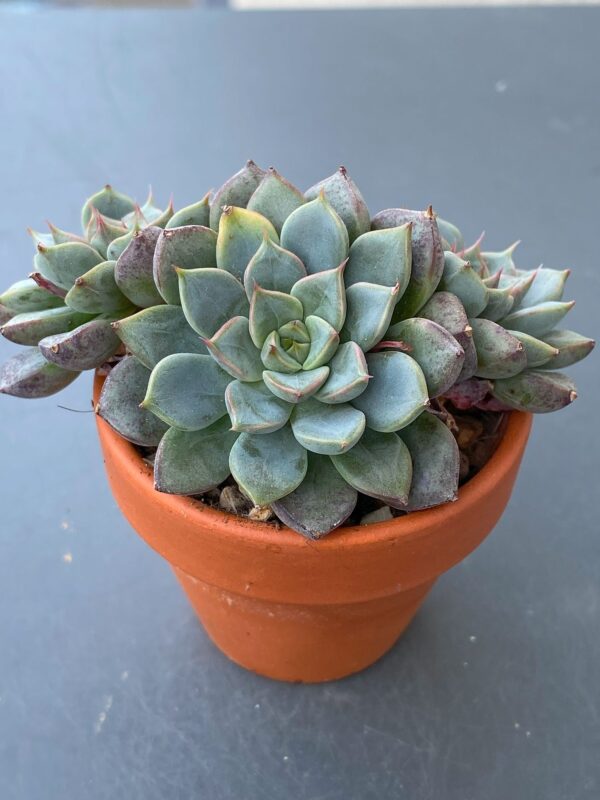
[{"xmin": 94, "ymin": 371, "xmax": 532, "ymax": 551}]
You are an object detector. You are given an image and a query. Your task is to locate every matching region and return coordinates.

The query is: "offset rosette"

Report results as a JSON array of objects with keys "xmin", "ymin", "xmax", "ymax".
[
  {"xmin": 101, "ymin": 175, "xmax": 463, "ymax": 537},
  {"xmin": 0, "ymin": 186, "xmax": 212, "ymax": 397},
  {"xmin": 432, "ymin": 217, "xmax": 594, "ymax": 413}
]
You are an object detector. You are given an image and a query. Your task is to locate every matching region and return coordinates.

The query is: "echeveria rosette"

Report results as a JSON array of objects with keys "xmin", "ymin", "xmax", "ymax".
[
  {"xmin": 103, "ymin": 178, "xmax": 464, "ymax": 539},
  {"xmin": 0, "ymin": 185, "xmax": 211, "ymax": 398},
  {"xmin": 429, "ymin": 219, "xmax": 595, "ymax": 413}
]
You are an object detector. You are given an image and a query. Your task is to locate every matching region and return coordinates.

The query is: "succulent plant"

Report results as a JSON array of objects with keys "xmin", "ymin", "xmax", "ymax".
[
  {"xmin": 0, "ymin": 185, "xmax": 210, "ymax": 397},
  {"xmin": 1, "ymin": 162, "xmax": 594, "ymax": 539}
]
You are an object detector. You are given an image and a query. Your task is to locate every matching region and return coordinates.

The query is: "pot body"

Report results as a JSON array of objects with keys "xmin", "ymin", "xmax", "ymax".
[{"xmin": 94, "ymin": 374, "xmax": 532, "ymax": 682}]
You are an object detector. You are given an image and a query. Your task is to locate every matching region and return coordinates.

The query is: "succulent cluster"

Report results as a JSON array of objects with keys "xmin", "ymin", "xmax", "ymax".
[{"xmin": 0, "ymin": 162, "xmax": 593, "ymax": 538}]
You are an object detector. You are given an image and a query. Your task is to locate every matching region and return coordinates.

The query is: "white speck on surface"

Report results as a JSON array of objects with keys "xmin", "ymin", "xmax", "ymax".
[
  {"xmin": 120, "ymin": 671, "xmax": 129, "ymax": 682},
  {"xmin": 62, "ymin": 552, "xmax": 73, "ymax": 564},
  {"xmin": 60, "ymin": 520, "xmax": 69, "ymax": 530},
  {"xmin": 94, "ymin": 695, "xmax": 113, "ymax": 734},
  {"xmin": 514, "ymin": 722, "xmax": 521, "ymax": 729},
  {"xmin": 469, "ymin": 635, "xmax": 477, "ymax": 643},
  {"xmin": 526, "ymin": 730, "xmax": 532, "ymax": 737},
  {"xmin": 495, "ymin": 80, "xmax": 508, "ymax": 93},
  {"xmin": 463, "ymin": 661, "xmax": 469, "ymax": 668},
  {"xmin": 283, "ymin": 755, "xmax": 289, "ymax": 762},
  {"xmin": 254, "ymin": 703, "xmax": 261, "ymax": 710}
]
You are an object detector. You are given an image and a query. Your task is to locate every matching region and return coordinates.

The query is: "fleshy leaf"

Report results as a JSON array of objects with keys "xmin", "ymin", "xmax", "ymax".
[
  {"xmin": 507, "ymin": 330, "xmax": 558, "ymax": 368},
  {"xmin": 539, "ymin": 329, "xmax": 595, "ymax": 370},
  {"xmin": 81, "ymin": 185, "xmax": 136, "ymax": 229},
  {"xmin": 443, "ymin": 377, "xmax": 493, "ymax": 410},
  {"xmin": 39, "ymin": 318, "xmax": 120, "ymax": 371},
  {"xmin": 438, "ymin": 251, "xmax": 489, "ymax": 317},
  {"xmin": 345, "ymin": 224, "xmax": 411, "ymax": 298},
  {"xmin": 96, "ymin": 356, "xmax": 168, "ymax": 446},
  {"xmin": 243, "ymin": 237, "xmax": 306, "ymax": 299},
  {"xmin": 34, "ymin": 242, "xmax": 104, "ymax": 291},
  {"xmin": 205, "ymin": 316, "xmax": 263, "ymax": 381},
  {"xmin": 178, "ymin": 267, "xmax": 248, "ymax": 338},
  {"xmin": 142, "ymin": 354, "xmax": 230, "ymax": 431},
  {"xmin": 86, "ymin": 211, "xmax": 127, "ymax": 258},
  {"xmin": 478, "ymin": 286, "xmax": 514, "ymax": 322},
  {"xmin": 419, "ymin": 290, "xmax": 477, "ymax": 381},
  {"xmin": 249, "ymin": 285, "xmax": 303, "ymax": 348},
  {"xmin": 0, "ymin": 278, "xmax": 64, "ymax": 313},
  {"xmin": 0, "ymin": 305, "xmax": 13, "ymax": 325},
  {"xmin": 371, "ymin": 207, "xmax": 444, "ymax": 319},
  {"xmin": 216, "ymin": 206, "xmax": 279, "ymax": 282},
  {"xmin": 65, "ymin": 261, "xmax": 131, "ymax": 314},
  {"xmin": 280, "ymin": 193, "xmax": 349, "ymax": 274},
  {"xmin": 154, "ymin": 417, "xmax": 237, "ymax": 495},
  {"xmin": 225, "ymin": 380, "xmax": 292, "ymax": 433},
  {"xmin": 209, "ymin": 160, "xmax": 266, "ymax": 231},
  {"xmin": 331, "ymin": 428, "xmax": 412, "ymax": 509},
  {"xmin": 166, "ymin": 193, "xmax": 211, "ymax": 229},
  {"xmin": 436, "ymin": 217, "xmax": 464, "ymax": 251},
  {"xmin": 271, "ymin": 452, "xmax": 357, "ymax": 539},
  {"xmin": 480, "ymin": 242, "xmax": 520, "ymax": 275},
  {"xmin": 246, "ymin": 167, "xmax": 305, "ymax": 233},
  {"xmin": 0, "ymin": 348, "xmax": 79, "ymax": 398},
  {"xmin": 386, "ymin": 318, "xmax": 465, "ymax": 397},
  {"xmin": 1, "ymin": 307, "xmax": 94, "ymax": 346},
  {"xmin": 400, "ymin": 412, "xmax": 460, "ymax": 511},
  {"xmin": 263, "ymin": 367, "xmax": 329, "ymax": 403},
  {"xmin": 491, "ymin": 370, "xmax": 578, "ymax": 413},
  {"xmin": 291, "ymin": 398, "xmax": 365, "ymax": 455},
  {"xmin": 340, "ymin": 282, "xmax": 398, "ymax": 352},
  {"xmin": 315, "ymin": 341, "xmax": 369, "ymax": 404},
  {"xmin": 516, "ymin": 267, "xmax": 570, "ymax": 308},
  {"xmin": 46, "ymin": 222, "xmax": 88, "ymax": 246},
  {"xmin": 113, "ymin": 305, "xmax": 207, "ymax": 370},
  {"xmin": 501, "ymin": 301, "xmax": 575, "ymax": 338},
  {"xmin": 229, "ymin": 425, "xmax": 308, "ymax": 506},
  {"xmin": 304, "ymin": 167, "xmax": 370, "ymax": 243},
  {"xmin": 115, "ymin": 226, "xmax": 164, "ymax": 307},
  {"xmin": 303, "ymin": 315, "xmax": 339, "ymax": 370},
  {"xmin": 153, "ymin": 225, "xmax": 217, "ymax": 305},
  {"xmin": 470, "ymin": 318, "xmax": 527, "ymax": 379},
  {"xmin": 106, "ymin": 228, "xmax": 137, "ymax": 261},
  {"xmin": 290, "ymin": 261, "xmax": 346, "ymax": 331},
  {"xmin": 351, "ymin": 351, "xmax": 429, "ymax": 432},
  {"xmin": 260, "ymin": 331, "xmax": 302, "ymax": 373}
]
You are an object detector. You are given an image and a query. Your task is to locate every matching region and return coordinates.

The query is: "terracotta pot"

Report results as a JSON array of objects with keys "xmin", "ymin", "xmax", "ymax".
[{"xmin": 93, "ymin": 372, "xmax": 532, "ymax": 683}]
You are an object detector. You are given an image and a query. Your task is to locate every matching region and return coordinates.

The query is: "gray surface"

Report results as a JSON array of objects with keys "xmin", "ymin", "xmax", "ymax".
[{"xmin": 0, "ymin": 7, "xmax": 599, "ymax": 799}]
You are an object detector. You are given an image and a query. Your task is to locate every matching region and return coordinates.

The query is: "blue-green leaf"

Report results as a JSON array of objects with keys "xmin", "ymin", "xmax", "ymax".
[
  {"xmin": 142, "ymin": 354, "xmax": 230, "ymax": 431},
  {"xmin": 81, "ymin": 185, "xmax": 135, "ymax": 229},
  {"xmin": 216, "ymin": 206, "xmax": 279, "ymax": 282},
  {"xmin": 340, "ymin": 282, "xmax": 398, "ymax": 352},
  {"xmin": 538, "ymin": 329, "xmax": 595, "ymax": 370},
  {"xmin": 263, "ymin": 367, "xmax": 329, "ymax": 404},
  {"xmin": 315, "ymin": 341, "xmax": 369, "ymax": 404},
  {"xmin": 229, "ymin": 425, "xmax": 308, "ymax": 506},
  {"xmin": 154, "ymin": 417, "xmax": 237, "ymax": 495},
  {"xmin": 271, "ymin": 452, "xmax": 357, "ymax": 539},
  {"xmin": 178, "ymin": 267, "xmax": 248, "ymax": 338},
  {"xmin": 351, "ymin": 352, "xmax": 428, "ymax": 432},
  {"xmin": 166, "ymin": 193, "xmax": 210, "ymax": 229},
  {"xmin": 209, "ymin": 160, "xmax": 266, "ymax": 231},
  {"xmin": 39, "ymin": 317, "xmax": 120, "ymax": 371},
  {"xmin": 491, "ymin": 370, "xmax": 578, "ymax": 413},
  {"xmin": 0, "ymin": 278, "xmax": 64, "ymax": 313},
  {"xmin": 34, "ymin": 242, "xmax": 104, "ymax": 291},
  {"xmin": 280, "ymin": 193, "xmax": 349, "ymax": 274},
  {"xmin": 249, "ymin": 285, "xmax": 303, "ymax": 348},
  {"xmin": 97, "ymin": 356, "xmax": 168, "ymax": 446},
  {"xmin": 260, "ymin": 331, "xmax": 302, "ymax": 373},
  {"xmin": 507, "ymin": 330, "xmax": 558, "ymax": 368},
  {"xmin": 291, "ymin": 398, "xmax": 365, "ymax": 455},
  {"xmin": 225, "ymin": 380, "xmax": 292, "ymax": 433},
  {"xmin": 243, "ymin": 237, "xmax": 306, "ymax": 299},
  {"xmin": 438, "ymin": 251, "xmax": 489, "ymax": 317},
  {"xmin": 246, "ymin": 167, "xmax": 305, "ymax": 234},
  {"xmin": 153, "ymin": 225, "xmax": 217, "ymax": 304},
  {"xmin": 205, "ymin": 316, "xmax": 264, "ymax": 381},
  {"xmin": 501, "ymin": 301, "xmax": 575, "ymax": 338},
  {"xmin": 115, "ymin": 226, "xmax": 164, "ymax": 308},
  {"xmin": 1, "ymin": 306, "xmax": 94, "ymax": 346},
  {"xmin": 304, "ymin": 167, "xmax": 370, "ymax": 243},
  {"xmin": 302, "ymin": 315, "xmax": 339, "ymax": 370},
  {"xmin": 65, "ymin": 261, "xmax": 131, "ymax": 314},
  {"xmin": 290, "ymin": 261, "xmax": 346, "ymax": 331},
  {"xmin": 400, "ymin": 412, "xmax": 459, "ymax": 511},
  {"xmin": 345, "ymin": 224, "xmax": 411, "ymax": 297},
  {"xmin": 114, "ymin": 305, "xmax": 206, "ymax": 370},
  {"xmin": 0, "ymin": 348, "xmax": 80, "ymax": 399},
  {"xmin": 470, "ymin": 318, "xmax": 527, "ymax": 379},
  {"xmin": 331, "ymin": 428, "xmax": 412, "ymax": 508}
]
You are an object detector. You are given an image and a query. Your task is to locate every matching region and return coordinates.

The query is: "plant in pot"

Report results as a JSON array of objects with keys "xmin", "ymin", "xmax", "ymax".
[{"xmin": 0, "ymin": 163, "xmax": 593, "ymax": 682}]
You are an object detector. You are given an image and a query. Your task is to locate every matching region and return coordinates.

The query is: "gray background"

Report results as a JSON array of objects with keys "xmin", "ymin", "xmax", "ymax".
[{"xmin": 0, "ymin": 7, "xmax": 599, "ymax": 799}]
